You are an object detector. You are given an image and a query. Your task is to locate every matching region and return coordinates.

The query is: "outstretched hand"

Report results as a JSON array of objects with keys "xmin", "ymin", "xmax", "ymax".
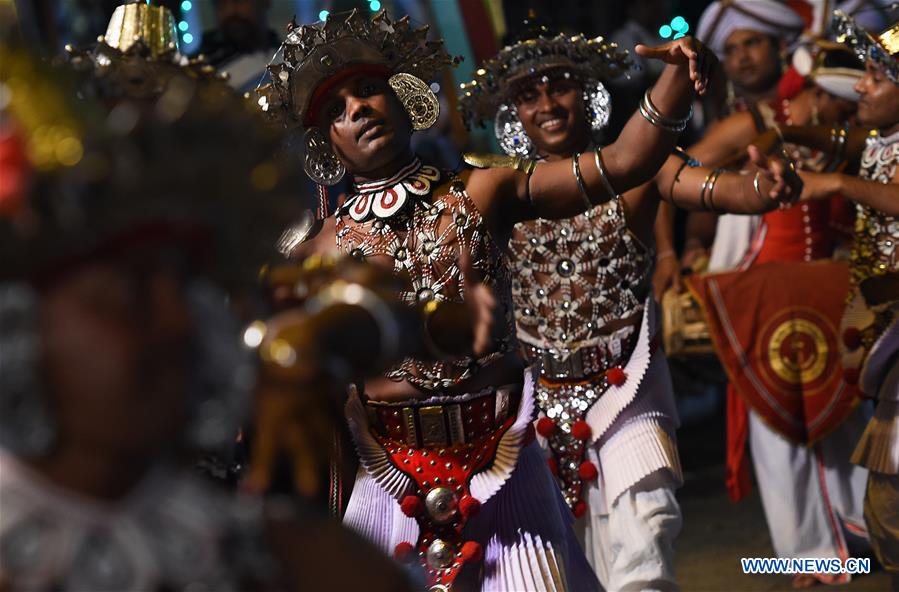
[
  {"xmin": 797, "ymin": 170, "xmax": 842, "ymax": 202},
  {"xmin": 635, "ymin": 36, "xmax": 715, "ymax": 95},
  {"xmin": 747, "ymin": 144, "xmax": 803, "ymax": 207}
]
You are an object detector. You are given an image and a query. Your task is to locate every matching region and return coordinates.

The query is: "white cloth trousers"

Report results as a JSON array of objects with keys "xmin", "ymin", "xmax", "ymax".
[
  {"xmin": 748, "ymin": 405, "xmax": 871, "ymax": 561},
  {"xmin": 574, "ymin": 470, "xmax": 682, "ymax": 592}
]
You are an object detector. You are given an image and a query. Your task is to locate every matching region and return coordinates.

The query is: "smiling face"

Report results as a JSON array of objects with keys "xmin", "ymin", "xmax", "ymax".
[
  {"xmin": 313, "ymin": 74, "xmax": 413, "ymax": 179},
  {"xmin": 854, "ymin": 60, "xmax": 899, "ymax": 131},
  {"xmin": 722, "ymin": 30, "xmax": 782, "ymax": 95},
  {"xmin": 513, "ymin": 74, "xmax": 590, "ymax": 159}
]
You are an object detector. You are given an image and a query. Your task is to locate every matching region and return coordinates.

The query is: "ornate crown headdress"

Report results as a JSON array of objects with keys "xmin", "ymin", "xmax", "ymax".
[
  {"xmin": 259, "ymin": 9, "xmax": 459, "ymax": 128},
  {"xmin": 255, "ymin": 9, "xmax": 459, "ymax": 193},
  {"xmin": 457, "ymin": 20, "xmax": 630, "ymax": 158},
  {"xmin": 833, "ymin": 9, "xmax": 899, "ymax": 82}
]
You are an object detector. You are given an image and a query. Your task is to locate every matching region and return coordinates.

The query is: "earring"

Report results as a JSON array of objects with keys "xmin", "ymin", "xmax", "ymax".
[
  {"xmin": 583, "ymin": 79, "xmax": 612, "ymax": 135},
  {"xmin": 0, "ymin": 283, "xmax": 55, "ymax": 457},
  {"xmin": 388, "ymin": 72, "xmax": 440, "ymax": 131},
  {"xmin": 811, "ymin": 101, "xmax": 820, "ymax": 125},
  {"xmin": 303, "ymin": 127, "xmax": 345, "ymax": 186},
  {"xmin": 494, "ymin": 103, "xmax": 536, "ymax": 159}
]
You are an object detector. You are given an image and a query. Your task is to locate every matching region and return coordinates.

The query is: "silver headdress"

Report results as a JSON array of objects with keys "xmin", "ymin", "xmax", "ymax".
[
  {"xmin": 255, "ymin": 9, "xmax": 459, "ymax": 187},
  {"xmin": 458, "ymin": 28, "xmax": 630, "ymax": 157},
  {"xmin": 833, "ymin": 9, "xmax": 899, "ymax": 83}
]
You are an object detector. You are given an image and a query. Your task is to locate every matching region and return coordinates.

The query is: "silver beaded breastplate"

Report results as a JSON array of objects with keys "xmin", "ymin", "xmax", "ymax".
[
  {"xmin": 510, "ymin": 198, "xmax": 652, "ymax": 369},
  {"xmin": 853, "ymin": 131, "xmax": 899, "ymax": 285},
  {"xmin": 335, "ymin": 158, "xmax": 517, "ymax": 392}
]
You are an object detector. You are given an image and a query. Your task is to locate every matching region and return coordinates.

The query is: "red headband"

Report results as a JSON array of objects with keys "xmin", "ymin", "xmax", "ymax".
[{"xmin": 303, "ymin": 64, "xmax": 392, "ymax": 128}]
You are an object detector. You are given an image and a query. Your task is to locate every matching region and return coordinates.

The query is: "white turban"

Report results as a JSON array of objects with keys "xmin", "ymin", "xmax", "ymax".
[{"xmin": 697, "ymin": 0, "xmax": 806, "ymax": 58}]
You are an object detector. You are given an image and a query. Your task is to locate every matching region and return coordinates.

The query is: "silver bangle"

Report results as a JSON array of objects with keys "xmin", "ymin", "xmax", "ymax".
[
  {"xmin": 571, "ymin": 152, "xmax": 592, "ymax": 209},
  {"xmin": 639, "ymin": 89, "xmax": 692, "ymax": 133},
  {"xmin": 305, "ymin": 281, "xmax": 401, "ymax": 373},
  {"xmin": 593, "ymin": 147, "xmax": 618, "ymax": 200}
]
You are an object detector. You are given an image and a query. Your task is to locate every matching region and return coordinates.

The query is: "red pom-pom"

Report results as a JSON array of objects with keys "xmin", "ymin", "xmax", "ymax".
[
  {"xmin": 459, "ymin": 495, "xmax": 481, "ymax": 518},
  {"xmin": 578, "ymin": 461, "xmax": 598, "ymax": 481},
  {"xmin": 536, "ymin": 416, "xmax": 556, "ymax": 437},
  {"xmin": 571, "ymin": 420, "xmax": 592, "ymax": 441},
  {"xmin": 844, "ymin": 367, "xmax": 860, "ymax": 385},
  {"xmin": 548, "ymin": 457, "xmax": 559, "ymax": 475},
  {"xmin": 400, "ymin": 495, "xmax": 423, "ymax": 517},
  {"xmin": 573, "ymin": 501, "xmax": 587, "ymax": 518},
  {"xmin": 842, "ymin": 328, "xmax": 862, "ymax": 350},
  {"xmin": 394, "ymin": 542, "xmax": 415, "ymax": 562},
  {"xmin": 607, "ymin": 367, "xmax": 627, "ymax": 386},
  {"xmin": 522, "ymin": 423, "xmax": 537, "ymax": 446},
  {"xmin": 461, "ymin": 541, "xmax": 483, "ymax": 563}
]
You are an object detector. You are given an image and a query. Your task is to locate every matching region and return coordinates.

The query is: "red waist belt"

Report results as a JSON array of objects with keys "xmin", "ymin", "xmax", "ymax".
[
  {"xmin": 366, "ymin": 387, "xmax": 521, "ymax": 448},
  {"xmin": 365, "ymin": 387, "xmax": 527, "ymax": 591}
]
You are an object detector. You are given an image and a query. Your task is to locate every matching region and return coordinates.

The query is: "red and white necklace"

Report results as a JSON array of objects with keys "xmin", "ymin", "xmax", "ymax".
[{"xmin": 343, "ymin": 158, "xmax": 441, "ymax": 222}]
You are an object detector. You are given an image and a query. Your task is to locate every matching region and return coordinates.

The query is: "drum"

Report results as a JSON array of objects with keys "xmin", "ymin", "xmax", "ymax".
[{"xmin": 661, "ymin": 286, "xmax": 716, "ymax": 358}]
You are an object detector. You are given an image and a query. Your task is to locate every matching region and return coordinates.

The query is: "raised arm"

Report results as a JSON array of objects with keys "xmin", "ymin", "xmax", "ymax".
[
  {"xmin": 467, "ymin": 37, "xmax": 710, "ymax": 229},
  {"xmin": 750, "ymin": 124, "xmax": 875, "ymax": 167},
  {"xmin": 659, "ymin": 146, "xmax": 802, "ymax": 214},
  {"xmin": 800, "ymin": 167, "xmax": 899, "ymax": 215}
]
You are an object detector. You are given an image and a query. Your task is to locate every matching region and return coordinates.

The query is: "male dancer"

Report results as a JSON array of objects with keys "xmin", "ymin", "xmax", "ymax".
[
  {"xmin": 458, "ymin": 23, "xmax": 802, "ymax": 591},
  {"xmin": 798, "ymin": 12, "xmax": 899, "ymax": 588},
  {"xmin": 258, "ymin": 8, "xmax": 722, "ymax": 590}
]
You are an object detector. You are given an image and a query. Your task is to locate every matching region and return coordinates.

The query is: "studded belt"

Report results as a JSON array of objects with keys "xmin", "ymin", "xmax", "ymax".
[
  {"xmin": 366, "ymin": 387, "xmax": 521, "ymax": 449},
  {"xmin": 365, "ymin": 388, "xmax": 524, "ymax": 591},
  {"xmin": 523, "ymin": 326, "xmax": 637, "ymax": 380}
]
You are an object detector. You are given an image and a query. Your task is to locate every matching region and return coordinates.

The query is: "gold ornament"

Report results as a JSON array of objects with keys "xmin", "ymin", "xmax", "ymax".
[
  {"xmin": 388, "ymin": 73, "xmax": 439, "ymax": 131},
  {"xmin": 103, "ymin": 2, "xmax": 178, "ymax": 58},
  {"xmin": 463, "ymin": 152, "xmax": 537, "ymax": 174}
]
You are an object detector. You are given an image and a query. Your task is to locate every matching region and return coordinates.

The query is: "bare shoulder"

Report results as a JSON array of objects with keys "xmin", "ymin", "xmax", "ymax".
[{"xmin": 287, "ymin": 215, "xmax": 338, "ymax": 261}]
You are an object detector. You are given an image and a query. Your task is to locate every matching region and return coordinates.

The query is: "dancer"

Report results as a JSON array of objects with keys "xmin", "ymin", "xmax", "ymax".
[
  {"xmin": 458, "ymin": 21, "xmax": 802, "ymax": 591},
  {"xmin": 798, "ymin": 11, "xmax": 899, "ymax": 588},
  {"xmin": 258, "ymin": 7, "xmax": 713, "ymax": 590}
]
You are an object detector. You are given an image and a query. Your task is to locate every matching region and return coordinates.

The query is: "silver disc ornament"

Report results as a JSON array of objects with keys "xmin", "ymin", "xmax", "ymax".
[{"xmin": 303, "ymin": 127, "xmax": 346, "ymax": 186}]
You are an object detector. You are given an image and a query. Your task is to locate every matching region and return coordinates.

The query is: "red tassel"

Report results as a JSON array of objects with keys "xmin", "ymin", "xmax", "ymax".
[
  {"xmin": 536, "ymin": 416, "xmax": 556, "ymax": 437},
  {"xmin": 578, "ymin": 461, "xmax": 598, "ymax": 481},
  {"xmin": 607, "ymin": 367, "xmax": 627, "ymax": 386},
  {"xmin": 461, "ymin": 541, "xmax": 483, "ymax": 563},
  {"xmin": 573, "ymin": 501, "xmax": 587, "ymax": 518},
  {"xmin": 459, "ymin": 495, "xmax": 481, "ymax": 518},
  {"xmin": 400, "ymin": 495, "xmax": 423, "ymax": 517},
  {"xmin": 393, "ymin": 542, "xmax": 415, "ymax": 562},
  {"xmin": 571, "ymin": 420, "xmax": 592, "ymax": 441}
]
